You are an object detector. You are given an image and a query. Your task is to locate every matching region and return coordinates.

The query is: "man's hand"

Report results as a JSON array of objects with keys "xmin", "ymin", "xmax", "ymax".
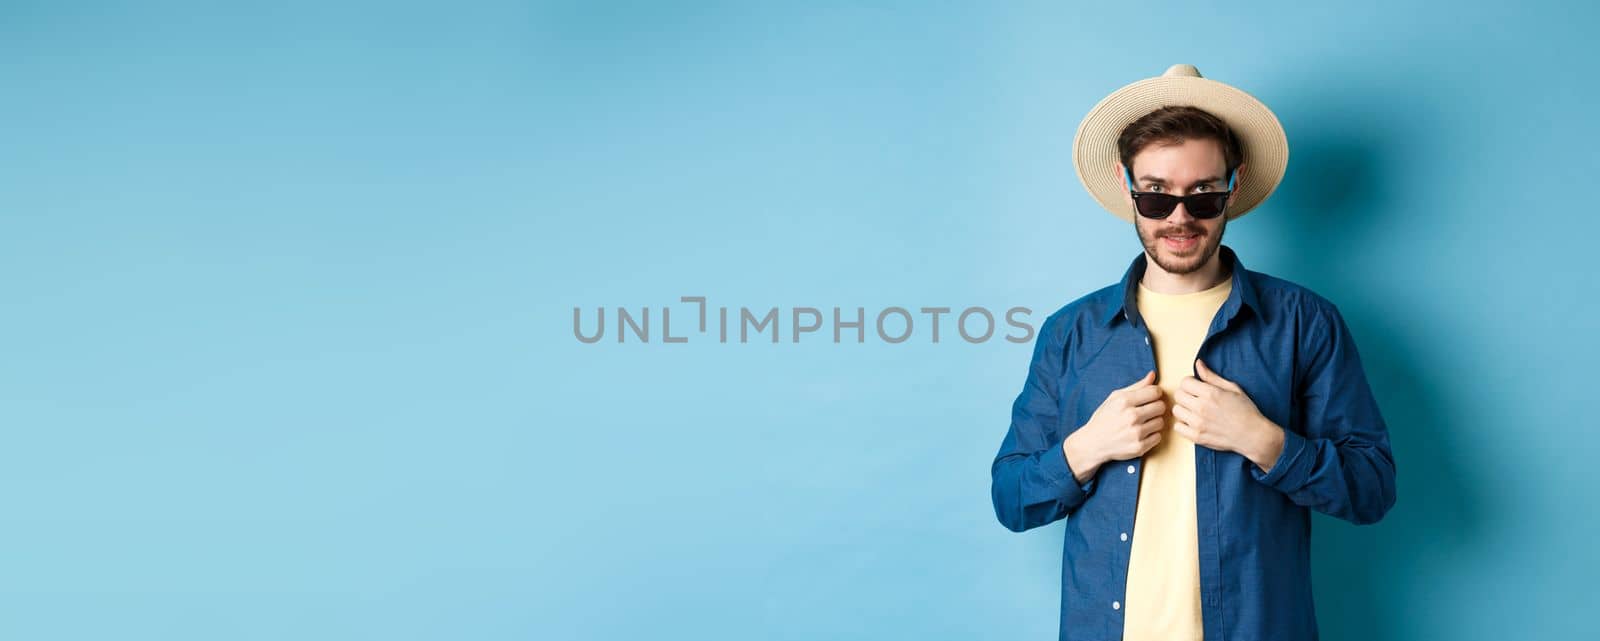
[
  {"xmin": 1063, "ymin": 370, "xmax": 1166, "ymax": 483},
  {"xmin": 1173, "ymin": 358, "xmax": 1286, "ymax": 473}
]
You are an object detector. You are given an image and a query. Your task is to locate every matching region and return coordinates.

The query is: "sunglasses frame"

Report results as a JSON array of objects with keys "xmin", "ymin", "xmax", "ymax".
[{"xmin": 1123, "ymin": 168, "xmax": 1237, "ymax": 220}]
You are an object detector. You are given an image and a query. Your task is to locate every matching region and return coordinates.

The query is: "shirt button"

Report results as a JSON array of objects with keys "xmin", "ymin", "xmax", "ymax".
[
  {"xmin": 1127, "ymin": 464, "xmax": 1136, "ymax": 474},
  {"xmin": 1144, "ymin": 336, "xmax": 1150, "ymax": 345},
  {"xmin": 1112, "ymin": 601, "xmax": 1121, "ymax": 610},
  {"xmin": 1121, "ymin": 532, "xmax": 1128, "ymax": 541}
]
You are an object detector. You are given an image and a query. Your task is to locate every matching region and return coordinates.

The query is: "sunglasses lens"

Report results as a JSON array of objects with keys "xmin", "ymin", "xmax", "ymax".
[
  {"xmin": 1187, "ymin": 193, "xmax": 1229, "ymax": 219},
  {"xmin": 1134, "ymin": 193, "xmax": 1180, "ymax": 219}
]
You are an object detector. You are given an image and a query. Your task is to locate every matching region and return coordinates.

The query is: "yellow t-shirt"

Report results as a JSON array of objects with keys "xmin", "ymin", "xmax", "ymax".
[{"xmin": 1122, "ymin": 274, "xmax": 1232, "ymax": 641}]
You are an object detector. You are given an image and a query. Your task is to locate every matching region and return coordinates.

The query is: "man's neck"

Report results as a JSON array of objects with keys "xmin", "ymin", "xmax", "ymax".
[{"xmin": 1139, "ymin": 252, "xmax": 1229, "ymax": 295}]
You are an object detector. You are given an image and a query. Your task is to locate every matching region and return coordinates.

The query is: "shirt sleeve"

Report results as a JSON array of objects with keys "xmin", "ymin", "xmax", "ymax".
[
  {"xmin": 1249, "ymin": 301, "xmax": 1398, "ymax": 525},
  {"xmin": 990, "ymin": 313, "xmax": 1098, "ymax": 533}
]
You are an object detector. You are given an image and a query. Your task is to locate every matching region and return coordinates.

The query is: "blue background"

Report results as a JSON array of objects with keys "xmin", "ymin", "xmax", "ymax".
[{"xmin": 4, "ymin": 1, "xmax": 1596, "ymax": 639}]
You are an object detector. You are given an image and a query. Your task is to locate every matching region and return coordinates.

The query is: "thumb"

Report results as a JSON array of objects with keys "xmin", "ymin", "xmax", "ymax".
[
  {"xmin": 1124, "ymin": 369, "xmax": 1155, "ymax": 390},
  {"xmin": 1195, "ymin": 359, "xmax": 1239, "ymax": 390}
]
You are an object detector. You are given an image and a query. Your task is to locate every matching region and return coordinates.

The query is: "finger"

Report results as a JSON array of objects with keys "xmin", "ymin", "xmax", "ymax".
[
  {"xmin": 1120, "ymin": 370, "xmax": 1156, "ymax": 392},
  {"xmin": 1173, "ymin": 420, "xmax": 1195, "ymax": 442},
  {"xmin": 1171, "ymin": 386, "xmax": 1202, "ymax": 411},
  {"xmin": 1132, "ymin": 397, "xmax": 1167, "ymax": 422},
  {"xmin": 1178, "ymin": 375, "xmax": 1214, "ymax": 399},
  {"xmin": 1195, "ymin": 359, "xmax": 1242, "ymax": 392},
  {"xmin": 1139, "ymin": 429, "xmax": 1162, "ymax": 452},
  {"xmin": 1124, "ymin": 383, "xmax": 1164, "ymax": 405},
  {"xmin": 1137, "ymin": 415, "xmax": 1164, "ymax": 437},
  {"xmin": 1171, "ymin": 401, "xmax": 1196, "ymax": 425}
]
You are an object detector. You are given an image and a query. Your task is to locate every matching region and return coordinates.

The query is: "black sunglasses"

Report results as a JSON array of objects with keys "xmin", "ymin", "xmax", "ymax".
[{"xmin": 1123, "ymin": 168, "xmax": 1237, "ymax": 220}]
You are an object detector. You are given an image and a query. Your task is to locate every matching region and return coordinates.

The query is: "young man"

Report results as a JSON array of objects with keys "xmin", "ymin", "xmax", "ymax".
[{"xmin": 989, "ymin": 64, "xmax": 1396, "ymax": 641}]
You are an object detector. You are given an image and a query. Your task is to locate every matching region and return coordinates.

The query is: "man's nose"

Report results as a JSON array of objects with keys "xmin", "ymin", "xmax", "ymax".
[{"xmin": 1167, "ymin": 201, "xmax": 1195, "ymax": 223}]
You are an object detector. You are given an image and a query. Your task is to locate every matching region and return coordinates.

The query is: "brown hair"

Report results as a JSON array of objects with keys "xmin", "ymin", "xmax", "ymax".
[{"xmin": 1116, "ymin": 105, "xmax": 1243, "ymax": 181}]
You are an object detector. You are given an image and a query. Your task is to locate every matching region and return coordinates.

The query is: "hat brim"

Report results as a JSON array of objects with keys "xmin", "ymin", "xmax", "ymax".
[{"xmin": 1072, "ymin": 75, "xmax": 1288, "ymax": 223}]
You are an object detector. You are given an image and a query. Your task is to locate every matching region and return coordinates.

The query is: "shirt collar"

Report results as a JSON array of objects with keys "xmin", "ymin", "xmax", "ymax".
[{"xmin": 1099, "ymin": 243, "xmax": 1264, "ymax": 328}]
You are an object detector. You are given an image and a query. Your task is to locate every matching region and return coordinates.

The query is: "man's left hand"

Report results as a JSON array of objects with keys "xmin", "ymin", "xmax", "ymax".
[{"xmin": 1173, "ymin": 358, "xmax": 1286, "ymax": 473}]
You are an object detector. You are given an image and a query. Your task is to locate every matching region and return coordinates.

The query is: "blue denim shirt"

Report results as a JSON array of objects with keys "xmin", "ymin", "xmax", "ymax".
[{"xmin": 990, "ymin": 244, "xmax": 1397, "ymax": 641}]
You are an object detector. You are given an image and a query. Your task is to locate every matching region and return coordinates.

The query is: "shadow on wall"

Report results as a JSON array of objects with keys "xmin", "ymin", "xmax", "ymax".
[{"xmin": 1263, "ymin": 80, "xmax": 1485, "ymax": 641}]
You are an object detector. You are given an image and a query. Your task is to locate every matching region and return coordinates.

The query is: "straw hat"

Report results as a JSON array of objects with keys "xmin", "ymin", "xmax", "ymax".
[{"xmin": 1072, "ymin": 64, "xmax": 1289, "ymax": 223}]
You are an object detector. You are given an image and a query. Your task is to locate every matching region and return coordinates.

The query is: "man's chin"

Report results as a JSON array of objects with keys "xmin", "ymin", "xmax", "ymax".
[{"xmin": 1149, "ymin": 243, "xmax": 1216, "ymax": 274}]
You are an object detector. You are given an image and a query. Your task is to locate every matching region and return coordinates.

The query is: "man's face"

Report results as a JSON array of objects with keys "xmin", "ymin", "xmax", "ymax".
[{"xmin": 1120, "ymin": 137, "xmax": 1240, "ymax": 276}]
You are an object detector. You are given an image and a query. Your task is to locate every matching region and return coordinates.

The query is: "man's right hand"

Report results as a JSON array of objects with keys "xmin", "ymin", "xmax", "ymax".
[{"xmin": 1062, "ymin": 370, "xmax": 1167, "ymax": 484}]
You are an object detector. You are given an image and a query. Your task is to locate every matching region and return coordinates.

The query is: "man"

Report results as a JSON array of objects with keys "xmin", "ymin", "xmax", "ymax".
[{"xmin": 989, "ymin": 64, "xmax": 1396, "ymax": 641}]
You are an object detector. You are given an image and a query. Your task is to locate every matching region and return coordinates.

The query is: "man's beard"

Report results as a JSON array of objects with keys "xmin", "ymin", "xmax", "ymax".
[{"xmin": 1136, "ymin": 216, "xmax": 1226, "ymax": 275}]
